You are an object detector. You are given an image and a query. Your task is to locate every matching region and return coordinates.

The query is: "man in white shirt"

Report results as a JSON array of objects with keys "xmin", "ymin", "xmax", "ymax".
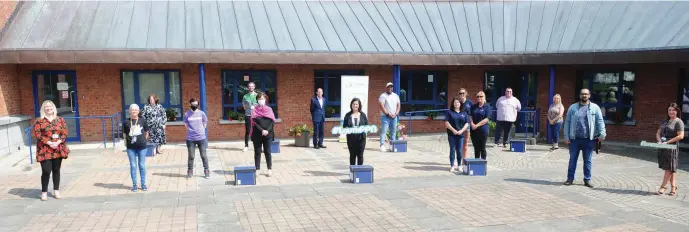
[
  {"xmin": 379, "ymin": 82, "xmax": 401, "ymax": 152},
  {"xmin": 494, "ymin": 88, "xmax": 521, "ymax": 147}
]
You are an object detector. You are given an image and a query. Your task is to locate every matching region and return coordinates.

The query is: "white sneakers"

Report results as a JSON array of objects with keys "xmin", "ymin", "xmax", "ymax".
[
  {"xmin": 267, "ymin": 169, "xmax": 272, "ymax": 177},
  {"xmin": 40, "ymin": 191, "xmax": 61, "ymax": 201},
  {"xmin": 449, "ymin": 166, "xmax": 455, "ymax": 172},
  {"xmin": 380, "ymin": 145, "xmax": 387, "ymax": 152},
  {"xmin": 243, "ymin": 147, "xmax": 248, "ymax": 152},
  {"xmin": 54, "ymin": 190, "xmax": 61, "ymax": 199}
]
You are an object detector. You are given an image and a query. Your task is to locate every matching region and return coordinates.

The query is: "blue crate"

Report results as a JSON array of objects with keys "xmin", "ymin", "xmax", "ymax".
[
  {"xmin": 145, "ymin": 143, "xmax": 156, "ymax": 157},
  {"xmin": 234, "ymin": 166, "xmax": 256, "ymax": 186},
  {"xmin": 510, "ymin": 140, "xmax": 527, "ymax": 153},
  {"xmin": 270, "ymin": 140, "xmax": 280, "ymax": 154},
  {"xmin": 349, "ymin": 165, "xmax": 374, "ymax": 183},
  {"xmin": 462, "ymin": 158, "xmax": 487, "ymax": 176},
  {"xmin": 390, "ymin": 140, "xmax": 407, "ymax": 152}
]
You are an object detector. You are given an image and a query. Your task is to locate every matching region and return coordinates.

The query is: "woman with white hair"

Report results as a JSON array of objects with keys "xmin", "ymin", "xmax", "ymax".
[
  {"xmin": 123, "ymin": 104, "xmax": 149, "ymax": 192},
  {"xmin": 33, "ymin": 100, "xmax": 70, "ymax": 201}
]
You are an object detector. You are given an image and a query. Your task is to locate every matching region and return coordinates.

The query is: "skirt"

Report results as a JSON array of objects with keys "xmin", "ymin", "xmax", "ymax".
[{"xmin": 657, "ymin": 148, "xmax": 679, "ymax": 172}]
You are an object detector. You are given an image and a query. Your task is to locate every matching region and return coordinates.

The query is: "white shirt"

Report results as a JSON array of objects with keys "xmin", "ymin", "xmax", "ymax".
[
  {"xmin": 378, "ymin": 92, "xmax": 400, "ymax": 116},
  {"xmin": 318, "ymin": 97, "xmax": 323, "ymax": 108},
  {"xmin": 351, "ymin": 114, "xmax": 361, "ymax": 126},
  {"xmin": 496, "ymin": 96, "xmax": 521, "ymax": 122}
]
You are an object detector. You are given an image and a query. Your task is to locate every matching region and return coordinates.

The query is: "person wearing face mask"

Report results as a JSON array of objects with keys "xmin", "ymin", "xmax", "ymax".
[
  {"xmin": 563, "ymin": 89, "xmax": 606, "ymax": 188},
  {"xmin": 251, "ymin": 92, "xmax": 276, "ymax": 177},
  {"xmin": 343, "ymin": 98, "xmax": 369, "ymax": 165},
  {"xmin": 33, "ymin": 100, "xmax": 70, "ymax": 201},
  {"xmin": 184, "ymin": 98, "xmax": 209, "ymax": 179},
  {"xmin": 123, "ymin": 104, "xmax": 149, "ymax": 192},
  {"xmin": 142, "ymin": 94, "xmax": 167, "ymax": 154},
  {"xmin": 242, "ymin": 82, "xmax": 258, "ymax": 152}
]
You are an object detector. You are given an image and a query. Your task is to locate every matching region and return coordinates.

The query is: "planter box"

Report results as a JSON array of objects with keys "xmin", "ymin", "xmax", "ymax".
[
  {"xmin": 510, "ymin": 140, "xmax": 527, "ymax": 153},
  {"xmin": 462, "ymin": 158, "xmax": 487, "ymax": 176},
  {"xmin": 294, "ymin": 133, "xmax": 310, "ymax": 147},
  {"xmin": 390, "ymin": 140, "xmax": 407, "ymax": 152}
]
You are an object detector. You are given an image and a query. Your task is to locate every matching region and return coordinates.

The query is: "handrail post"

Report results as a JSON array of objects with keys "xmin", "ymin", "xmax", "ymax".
[
  {"xmin": 101, "ymin": 118, "xmax": 106, "ymax": 148},
  {"xmin": 111, "ymin": 114, "xmax": 115, "ymax": 148},
  {"xmin": 28, "ymin": 128, "xmax": 33, "ymax": 164}
]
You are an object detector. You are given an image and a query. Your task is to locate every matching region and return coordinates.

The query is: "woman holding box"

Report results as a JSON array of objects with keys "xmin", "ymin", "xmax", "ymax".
[
  {"xmin": 343, "ymin": 98, "xmax": 369, "ymax": 165},
  {"xmin": 656, "ymin": 103, "xmax": 684, "ymax": 196}
]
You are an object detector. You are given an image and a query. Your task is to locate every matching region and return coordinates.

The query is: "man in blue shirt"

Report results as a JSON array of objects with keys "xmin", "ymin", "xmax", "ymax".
[{"xmin": 563, "ymin": 89, "xmax": 606, "ymax": 188}]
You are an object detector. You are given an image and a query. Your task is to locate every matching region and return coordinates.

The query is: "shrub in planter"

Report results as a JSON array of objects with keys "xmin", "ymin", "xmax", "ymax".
[
  {"xmin": 288, "ymin": 124, "xmax": 314, "ymax": 147},
  {"xmin": 166, "ymin": 108, "xmax": 177, "ymax": 121},
  {"xmin": 227, "ymin": 111, "xmax": 245, "ymax": 122},
  {"xmin": 488, "ymin": 121, "xmax": 497, "ymax": 136}
]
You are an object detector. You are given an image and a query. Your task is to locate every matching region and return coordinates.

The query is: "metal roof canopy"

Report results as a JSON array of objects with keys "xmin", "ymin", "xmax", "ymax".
[{"xmin": 1, "ymin": 1, "xmax": 688, "ymax": 65}]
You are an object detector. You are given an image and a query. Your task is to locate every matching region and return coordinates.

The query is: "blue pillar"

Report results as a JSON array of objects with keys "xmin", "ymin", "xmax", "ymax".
[
  {"xmin": 547, "ymin": 65, "xmax": 555, "ymax": 143},
  {"xmin": 393, "ymin": 65, "xmax": 400, "ymax": 94},
  {"xmin": 199, "ymin": 63, "xmax": 207, "ymax": 136}
]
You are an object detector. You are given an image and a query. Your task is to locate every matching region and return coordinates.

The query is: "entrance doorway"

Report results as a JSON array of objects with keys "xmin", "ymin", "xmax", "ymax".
[
  {"xmin": 484, "ymin": 70, "xmax": 538, "ymax": 133},
  {"xmin": 32, "ymin": 71, "xmax": 81, "ymax": 142}
]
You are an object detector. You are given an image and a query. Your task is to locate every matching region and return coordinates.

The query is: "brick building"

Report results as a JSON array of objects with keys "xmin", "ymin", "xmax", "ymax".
[{"xmin": 1, "ymin": 1, "xmax": 689, "ymax": 155}]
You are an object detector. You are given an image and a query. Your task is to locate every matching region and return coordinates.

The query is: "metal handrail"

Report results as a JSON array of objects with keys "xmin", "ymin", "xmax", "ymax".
[
  {"xmin": 23, "ymin": 112, "xmax": 121, "ymax": 164},
  {"xmin": 403, "ymin": 108, "xmax": 540, "ymax": 138}
]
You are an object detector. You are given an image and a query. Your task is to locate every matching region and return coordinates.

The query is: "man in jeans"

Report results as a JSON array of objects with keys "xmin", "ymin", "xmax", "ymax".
[
  {"xmin": 563, "ymin": 89, "xmax": 606, "ymax": 188},
  {"xmin": 494, "ymin": 88, "xmax": 521, "ymax": 147},
  {"xmin": 242, "ymin": 82, "xmax": 258, "ymax": 152},
  {"xmin": 379, "ymin": 82, "xmax": 401, "ymax": 152},
  {"xmin": 184, "ymin": 98, "xmax": 209, "ymax": 179}
]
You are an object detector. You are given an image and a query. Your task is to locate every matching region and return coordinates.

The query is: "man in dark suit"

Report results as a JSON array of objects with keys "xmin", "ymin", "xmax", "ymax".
[{"xmin": 310, "ymin": 88, "xmax": 327, "ymax": 149}]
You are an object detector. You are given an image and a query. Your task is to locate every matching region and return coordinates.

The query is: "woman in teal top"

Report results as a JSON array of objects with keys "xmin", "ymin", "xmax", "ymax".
[{"xmin": 445, "ymin": 96, "xmax": 470, "ymax": 173}]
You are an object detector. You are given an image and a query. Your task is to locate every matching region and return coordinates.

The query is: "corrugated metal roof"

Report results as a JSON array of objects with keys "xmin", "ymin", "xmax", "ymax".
[{"xmin": 1, "ymin": 0, "xmax": 688, "ymax": 54}]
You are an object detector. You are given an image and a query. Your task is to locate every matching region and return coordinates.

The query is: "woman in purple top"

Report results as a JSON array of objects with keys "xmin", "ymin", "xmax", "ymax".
[
  {"xmin": 251, "ymin": 92, "xmax": 276, "ymax": 177},
  {"xmin": 184, "ymin": 98, "xmax": 209, "ymax": 179}
]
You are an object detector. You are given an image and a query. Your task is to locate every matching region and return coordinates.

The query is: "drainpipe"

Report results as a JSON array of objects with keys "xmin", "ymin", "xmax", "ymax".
[
  {"xmin": 199, "ymin": 63, "xmax": 207, "ymax": 136},
  {"xmin": 547, "ymin": 65, "xmax": 555, "ymax": 143}
]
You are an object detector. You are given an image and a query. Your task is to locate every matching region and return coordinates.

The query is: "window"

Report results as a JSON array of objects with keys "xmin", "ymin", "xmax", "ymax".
[
  {"xmin": 484, "ymin": 71, "xmax": 537, "ymax": 110},
  {"xmin": 679, "ymin": 68, "xmax": 689, "ymax": 125},
  {"xmin": 121, "ymin": 71, "xmax": 182, "ymax": 120},
  {"xmin": 222, "ymin": 70, "xmax": 278, "ymax": 119},
  {"xmin": 314, "ymin": 70, "xmax": 365, "ymax": 118},
  {"xmin": 576, "ymin": 71, "xmax": 636, "ymax": 123},
  {"xmin": 399, "ymin": 71, "xmax": 448, "ymax": 116}
]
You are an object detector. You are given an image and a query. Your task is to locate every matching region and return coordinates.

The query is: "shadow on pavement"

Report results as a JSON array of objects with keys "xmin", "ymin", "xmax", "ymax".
[
  {"xmin": 94, "ymin": 183, "xmax": 129, "ymax": 190},
  {"xmin": 303, "ymin": 171, "xmax": 344, "ymax": 177},
  {"xmin": 152, "ymin": 172, "xmax": 187, "ymax": 178},
  {"xmin": 213, "ymin": 170, "xmax": 232, "ymax": 175},
  {"xmin": 7, "ymin": 188, "xmax": 41, "ymax": 199},
  {"xmin": 504, "ymin": 178, "xmax": 562, "ymax": 186},
  {"xmin": 590, "ymin": 187, "xmax": 653, "ymax": 196},
  {"xmin": 402, "ymin": 165, "xmax": 446, "ymax": 171},
  {"xmin": 404, "ymin": 161, "xmax": 445, "ymax": 166}
]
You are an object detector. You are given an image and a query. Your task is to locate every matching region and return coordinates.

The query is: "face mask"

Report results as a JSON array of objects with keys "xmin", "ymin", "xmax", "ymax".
[
  {"xmin": 258, "ymin": 100, "xmax": 266, "ymax": 106},
  {"xmin": 191, "ymin": 103, "xmax": 198, "ymax": 110}
]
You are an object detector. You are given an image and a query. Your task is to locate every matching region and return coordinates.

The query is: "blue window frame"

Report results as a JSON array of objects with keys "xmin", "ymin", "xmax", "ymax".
[
  {"xmin": 576, "ymin": 70, "xmax": 636, "ymax": 124},
  {"xmin": 121, "ymin": 70, "xmax": 182, "ymax": 120},
  {"xmin": 222, "ymin": 70, "xmax": 278, "ymax": 119},
  {"xmin": 680, "ymin": 68, "xmax": 689, "ymax": 123},
  {"xmin": 314, "ymin": 70, "xmax": 365, "ymax": 118},
  {"xmin": 399, "ymin": 70, "xmax": 448, "ymax": 116}
]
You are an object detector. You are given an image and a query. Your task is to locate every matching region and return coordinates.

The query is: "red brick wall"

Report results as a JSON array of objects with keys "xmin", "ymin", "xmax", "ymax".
[
  {"xmin": 0, "ymin": 64, "xmax": 19, "ymax": 116},
  {"xmin": 14, "ymin": 63, "xmax": 687, "ymax": 143}
]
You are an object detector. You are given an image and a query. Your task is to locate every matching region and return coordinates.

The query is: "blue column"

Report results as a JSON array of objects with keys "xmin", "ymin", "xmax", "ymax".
[
  {"xmin": 199, "ymin": 63, "xmax": 208, "ymax": 136},
  {"xmin": 393, "ymin": 65, "xmax": 400, "ymax": 94},
  {"xmin": 547, "ymin": 65, "xmax": 555, "ymax": 143}
]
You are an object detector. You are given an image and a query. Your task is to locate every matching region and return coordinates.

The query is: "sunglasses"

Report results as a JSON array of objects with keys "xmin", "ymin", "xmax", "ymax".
[
  {"xmin": 459, "ymin": 92, "xmax": 466, "ymax": 95},
  {"xmin": 476, "ymin": 96, "xmax": 484, "ymax": 98}
]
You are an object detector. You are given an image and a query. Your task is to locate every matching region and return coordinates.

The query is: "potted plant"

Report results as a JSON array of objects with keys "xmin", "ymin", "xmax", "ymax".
[
  {"xmin": 165, "ymin": 108, "xmax": 177, "ymax": 121},
  {"xmin": 325, "ymin": 106, "xmax": 337, "ymax": 118},
  {"xmin": 288, "ymin": 124, "xmax": 313, "ymax": 147},
  {"xmin": 227, "ymin": 111, "xmax": 245, "ymax": 122},
  {"xmin": 488, "ymin": 121, "xmax": 497, "ymax": 137},
  {"xmin": 424, "ymin": 107, "xmax": 438, "ymax": 120},
  {"xmin": 385, "ymin": 125, "xmax": 404, "ymax": 142}
]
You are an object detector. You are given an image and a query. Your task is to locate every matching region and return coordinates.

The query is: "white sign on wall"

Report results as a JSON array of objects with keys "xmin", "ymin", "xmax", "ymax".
[
  {"xmin": 339, "ymin": 75, "xmax": 369, "ymax": 142},
  {"xmin": 56, "ymin": 82, "xmax": 69, "ymax": 91}
]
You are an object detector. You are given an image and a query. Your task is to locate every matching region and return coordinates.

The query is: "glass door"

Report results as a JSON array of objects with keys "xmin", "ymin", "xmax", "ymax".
[
  {"xmin": 33, "ymin": 71, "xmax": 81, "ymax": 142},
  {"xmin": 484, "ymin": 71, "xmax": 538, "ymax": 133}
]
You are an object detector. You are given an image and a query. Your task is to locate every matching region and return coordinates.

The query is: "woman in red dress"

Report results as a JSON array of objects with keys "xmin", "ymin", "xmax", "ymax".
[{"xmin": 33, "ymin": 100, "xmax": 69, "ymax": 201}]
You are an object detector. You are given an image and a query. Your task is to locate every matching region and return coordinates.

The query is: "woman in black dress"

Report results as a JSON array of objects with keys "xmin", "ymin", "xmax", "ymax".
[
  {"xmin": 656, "ymin": 103, "xmax": 684, "ymax": 196},
  {"xmin": 343, "ymin": 98, "xmax": 368, "ymax": 165}
]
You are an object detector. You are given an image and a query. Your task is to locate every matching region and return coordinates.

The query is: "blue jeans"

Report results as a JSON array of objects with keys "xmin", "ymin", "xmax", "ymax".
[
  {"xmin": 313, "ymin": 120, "xmax": 325, "ymax": 147},
  {"xmin": 379, "ymin": 116, "xmax": 398, "ymax": 146},
  {"xmin": 548, "ymin": 122, "xmax": 562, "ymax": 144},
  {"xmin": 567, "ymin": 139, "xmax": 595, "ymax": 181},
  {"xmin": 126, "ymin": 148, "xmax": 147, "ymax": 186},
  {"xmin": 448, "ymin": 135, "xmax": 464, "ymax": 167}
]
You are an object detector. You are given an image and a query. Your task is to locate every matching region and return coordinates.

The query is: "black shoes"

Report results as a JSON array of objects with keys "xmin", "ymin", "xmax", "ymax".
[
  {"xmin": 564, "ymin": 180, "xmax": 573, "ymax": 186},
  {"xmin": 186, "ymin": 170, "xmax": 193, "ymax": 179},
  {"xmin": 204, "ymin": 169, "xmax": 210, "ymax": 179},
  {"xmin": 563, "ymin": 180, "xmax": 593, "ymax": 188}
]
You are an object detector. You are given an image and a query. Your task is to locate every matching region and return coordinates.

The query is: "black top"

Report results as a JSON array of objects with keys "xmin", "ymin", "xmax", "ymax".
[
  {"xmin": 251, "ymin": 117, "xmax": 275, "ymax": 141},
  {"xmin": 123, "ymin": 117, "xmax": 149, "ymax": 150},
  {"xmin": 343, "ymin": 111, "xmax": 369, "ymax": 140}
]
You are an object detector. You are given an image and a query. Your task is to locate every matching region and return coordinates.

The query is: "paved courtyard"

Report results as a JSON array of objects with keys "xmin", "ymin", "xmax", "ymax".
[{"xmin": 0, "ymin": 135, "xmax": 688, "ymax": 232}]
